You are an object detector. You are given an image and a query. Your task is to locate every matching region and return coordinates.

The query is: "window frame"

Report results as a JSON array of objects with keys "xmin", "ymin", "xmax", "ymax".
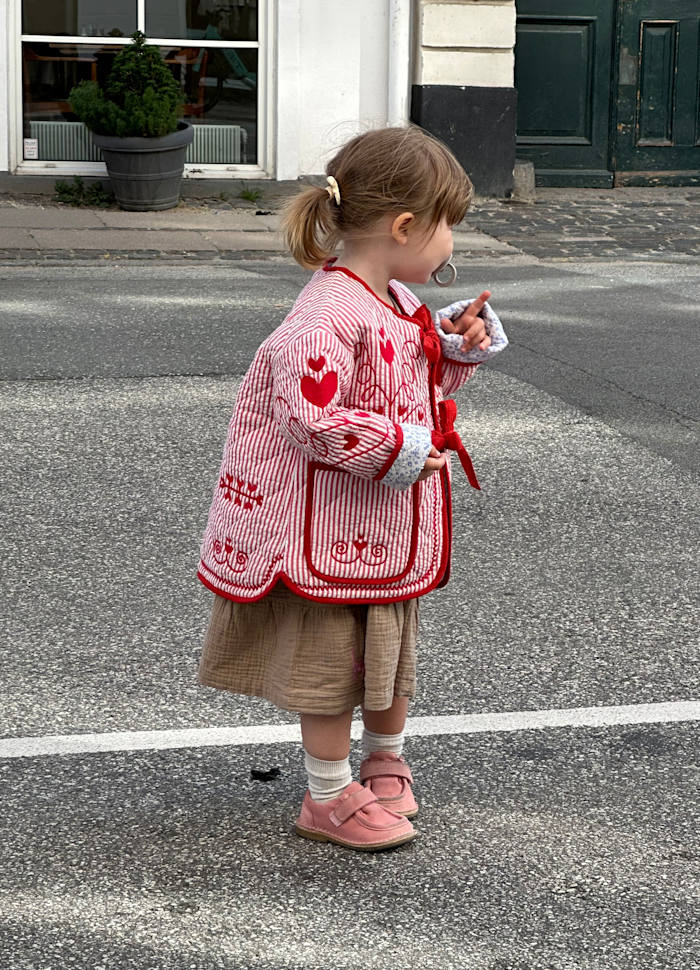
[{"xmin": 9, "ymin": 0, "xmax": 272, "ymax": 178}]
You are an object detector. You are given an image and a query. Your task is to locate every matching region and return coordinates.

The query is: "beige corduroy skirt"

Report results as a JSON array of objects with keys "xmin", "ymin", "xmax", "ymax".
[{"xmin": 199, "ymin": 582, "xmax": 419, "ymax": 715}]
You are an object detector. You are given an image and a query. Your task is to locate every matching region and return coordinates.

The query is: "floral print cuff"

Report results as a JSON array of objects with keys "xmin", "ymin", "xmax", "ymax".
[
  {"xmin": 381, "ymin": 424, "xmax": 432, "ymax": 490},
  {"xmin": 435, "ymin": 299, "xmax": 509, "ymax": 364}
]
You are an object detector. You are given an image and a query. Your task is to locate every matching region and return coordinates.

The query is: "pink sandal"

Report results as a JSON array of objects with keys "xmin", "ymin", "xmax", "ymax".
[
  {"xmin": 295, "ymin": 781, "xmax": 415, "ymax": 851},
  {"xmin": 360, "ymin": 752, "xmax": 419, "ymax": 819}
]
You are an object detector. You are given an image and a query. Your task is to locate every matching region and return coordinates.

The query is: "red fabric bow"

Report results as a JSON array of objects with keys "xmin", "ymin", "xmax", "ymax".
[
  {"xmin": 412, "ymin": 304, "xmax": 443, "ymax": 380},
  {"xmin": 431, "ymin": 398, "xmax": 481, "ymax": 491}
]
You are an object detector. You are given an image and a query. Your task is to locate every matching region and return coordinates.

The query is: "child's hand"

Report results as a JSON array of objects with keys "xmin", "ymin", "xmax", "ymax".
[
  {"xmin": 417, "ymin": 446, "xmax": 447, "ymax": 481},
  {"xmin": 439, "ymin": 290, "xmax": 492, "ymax": 352}
]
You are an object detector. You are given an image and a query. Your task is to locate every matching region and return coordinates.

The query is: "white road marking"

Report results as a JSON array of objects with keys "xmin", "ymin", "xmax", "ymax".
[{"xmin": 1, "ymin": 700, "xmax": 698, "ymax": 760}]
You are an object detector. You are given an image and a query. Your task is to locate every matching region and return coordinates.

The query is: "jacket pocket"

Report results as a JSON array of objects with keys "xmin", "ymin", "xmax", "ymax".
[{"xmin": 304, "ymin": 463, "xmax": 420, "ymax": 585}]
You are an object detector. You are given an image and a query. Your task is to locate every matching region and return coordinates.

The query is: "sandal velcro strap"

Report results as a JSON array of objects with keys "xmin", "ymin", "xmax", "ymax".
[
  {"xmin": 329, "ymin": 786, "xmax": 378, "ymax": 827},
  {"xmin": 360, "ymin": 758, "xmax": 413, "ymax": 784}
]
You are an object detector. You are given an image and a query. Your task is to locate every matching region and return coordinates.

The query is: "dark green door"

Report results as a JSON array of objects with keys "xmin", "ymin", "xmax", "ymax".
[
  {"xmin": 515, "ymin": 0, "xmax": 616, "ymax": 186},
  {"xmin": 515, "ymin": 0, "xmax": 700, "ymax": 185},
  {"xmin": 613, "ymin": 0, "xmax": 700, "ymax": 183}
]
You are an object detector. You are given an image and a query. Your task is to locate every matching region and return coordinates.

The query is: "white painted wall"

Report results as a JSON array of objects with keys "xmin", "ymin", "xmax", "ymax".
[
  {"xmin": 0, "ymin": 0, "xmax": 9, "ymax": 171},
  {"xmin": 276, "ymin": 0, "xmax": 392, "ymax": 178},
  {"xmin": 416, "ymin": 0, "xmax": 516, "ymax": 88}
]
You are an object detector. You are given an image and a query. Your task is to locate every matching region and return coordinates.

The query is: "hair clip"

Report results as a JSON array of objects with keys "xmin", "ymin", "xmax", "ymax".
[
  {"xmin": 431, "ymin": 258, "xmax": 457, "ymax": 287},
  {"xmin": 325, "ymin": 175, "xmax": 341, "ymax": 205}
]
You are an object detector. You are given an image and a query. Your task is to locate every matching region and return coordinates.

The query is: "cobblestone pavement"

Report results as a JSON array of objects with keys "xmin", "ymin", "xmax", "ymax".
[
  {"xmin": 1, "ymin": 187, "xmax": 700, "ymax": 263},
  {"xmin": 468, "ymin": 188, "xmax": 700, "ymax": 261},
  {"xmin": 0, "ymin": 187, "xmax": 700, "ymax": 263}
]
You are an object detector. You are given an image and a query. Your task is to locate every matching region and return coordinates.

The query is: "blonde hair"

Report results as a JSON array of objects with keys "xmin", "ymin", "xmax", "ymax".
[{"xmin": 282, "ymin": 126, "xmax": 473, "ymax": 270}]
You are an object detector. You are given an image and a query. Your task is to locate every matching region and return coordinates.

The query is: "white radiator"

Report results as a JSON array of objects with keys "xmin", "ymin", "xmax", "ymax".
[
  {"xmin": 29, "ymin": 121, "xmax": 248, "ymax": 164},
  {"xmin": 30, "ymin": 121, "xmax": 102, "ymax": 161},
  {"xmin": 188, "ymin": 124, "xmax": 248, "ymax": 165}
]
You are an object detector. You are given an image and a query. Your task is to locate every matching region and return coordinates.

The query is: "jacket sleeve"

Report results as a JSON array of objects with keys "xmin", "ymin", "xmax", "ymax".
[
  {"xmin": 270, "ymin": 318, "xmax": 426, "ymax": 487},
  {"xmin": 436, "ymin": 299, "xmax": 509, "ymax": 397}
]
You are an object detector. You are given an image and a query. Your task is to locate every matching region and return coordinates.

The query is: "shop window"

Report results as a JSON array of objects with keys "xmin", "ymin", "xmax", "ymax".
[
  {"xmin": 22, "ymin": 1, "xmax": 136, "ymax": 38},
  {"xmin": 21, "ymin": 2, "xmax": 259, "ymax": 167},
  {"xmin": 146, "ymin": 0, "xmax": 257, "ymax": 43}
]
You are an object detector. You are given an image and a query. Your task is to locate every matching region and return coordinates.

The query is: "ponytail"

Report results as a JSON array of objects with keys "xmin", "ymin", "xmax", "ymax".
[
  {"xmin": 282, "ymin": 127, "xmax": 472, "ymax": 270},
  {"xmin": 281, "ymin": 185, "xmax": 338, "ymax": 270}
]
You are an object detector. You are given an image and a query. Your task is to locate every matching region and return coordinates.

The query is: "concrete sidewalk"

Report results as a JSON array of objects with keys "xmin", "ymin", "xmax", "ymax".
[
  {"xmin": 1, "ymin": 186, "xmax": 699, "ymax": 262},
  {"xmin": 0, "ymin": 196, "xmax": 518, "ymax": 262}
]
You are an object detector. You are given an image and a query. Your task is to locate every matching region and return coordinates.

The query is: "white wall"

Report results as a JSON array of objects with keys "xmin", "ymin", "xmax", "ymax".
[
  {"xmin": 276, "ymin": 0, "xmax": 393, "ymax": 178},
  {"xmin": 416, "ymin": 0, "xmax": 516, "ymax": 88},
  {"xmin": 0, "ymin": 0, "xmax": 9, "ymax": 171}
]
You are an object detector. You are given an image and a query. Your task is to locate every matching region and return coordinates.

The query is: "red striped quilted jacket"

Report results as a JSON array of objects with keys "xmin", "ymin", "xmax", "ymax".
[{"xmin": 198, "ymin": 264, "xmax": 481, "ymax": 604}]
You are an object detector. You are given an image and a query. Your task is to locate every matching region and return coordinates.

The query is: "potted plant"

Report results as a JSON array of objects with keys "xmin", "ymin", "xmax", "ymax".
[{"xmin": 69, "ymin": 31, "xmax": 194, "ymax": 211}]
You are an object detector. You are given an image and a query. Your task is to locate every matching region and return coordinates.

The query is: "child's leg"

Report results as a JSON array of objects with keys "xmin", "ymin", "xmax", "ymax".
[
  {"xmin": 300, "ymin": 710, "xmax": 353, "ymax": 760},
  {"xmin": 361, "ymin": 695, "xmax": 408, "ymax": 757},
  {"xmin": 300, "ymin": 710, "xmax": 353, "ymax": 803},
  {"xmin": 296, "ymin": 706, "xmax": 415, "ymax": 849},
  {"xmin": 360, "ymin": 695, "xmax": 417, "ymax": 818}
]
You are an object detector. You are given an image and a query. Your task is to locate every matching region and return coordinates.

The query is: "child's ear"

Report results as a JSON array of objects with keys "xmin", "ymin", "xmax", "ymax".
[{"xmin": 391, "ymin": 212, "xmax": 415, "ymax": 245}]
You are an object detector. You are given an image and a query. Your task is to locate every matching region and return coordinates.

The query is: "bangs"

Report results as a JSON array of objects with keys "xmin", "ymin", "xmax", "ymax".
[
  {"xmin": 420, "ymin": 139, "xmax": 473, "ymax": 228},
  {"xmin": 434, "ymin": 176, "xmax": 472, "ymax": 227}
]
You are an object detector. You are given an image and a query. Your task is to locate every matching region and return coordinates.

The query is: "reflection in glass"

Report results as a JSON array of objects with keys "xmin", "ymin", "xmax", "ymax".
[
  {"xmin": 22, "ymin": 42, "xmax": 256, "ymax": 165},
  {"xmin": 22, "ymin": 43, "xmax": 123, "ymax": 125},
  {"xmin": 22, "ymin": 1, "xmax": 135, "ymax": 38},
  {"xmin": 163, "ymin": 46, "xmax": 257, "ymax": 162},
  {"xmin": 146, "ymin": 0, "xmax": 257, "ymax": 42},
  {"xmin": 22, "ymin": 43, "xmax": 123, "ymax": 159}
]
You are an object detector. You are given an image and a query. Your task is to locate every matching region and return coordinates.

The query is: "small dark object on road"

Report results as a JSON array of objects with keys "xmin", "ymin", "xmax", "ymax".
[
  {"xmin": 251, "ymin": 766, "xmax": 281, "ymax": 782},
  {"xmin": 256, "ymin": 209, "xmax": 273, "ymax": 216}
]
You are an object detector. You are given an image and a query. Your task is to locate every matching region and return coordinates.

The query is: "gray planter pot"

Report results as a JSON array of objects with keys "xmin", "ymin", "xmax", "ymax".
[{"xmin": 92, "ymin": 122, "xmax": 194, "ymax": 211}]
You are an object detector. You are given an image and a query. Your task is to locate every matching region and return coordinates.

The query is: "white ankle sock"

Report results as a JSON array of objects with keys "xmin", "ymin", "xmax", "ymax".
[
  {"xmin": 304, "ymin": 751, "xmax": 352, "ymax": 803},
  {"xmin": 361, "ymin": 728, "xmax": 405, "ymax": 760}
]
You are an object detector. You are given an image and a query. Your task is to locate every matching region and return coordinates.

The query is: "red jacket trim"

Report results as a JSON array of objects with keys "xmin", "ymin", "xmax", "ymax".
[
  {"xmin": 322, "ymin": 262, "xmax": 421, "ymax": 325},
  {"xmin": 373, "ymin": 422, "xmax": 404, "ymax": 482},
  {"xmin": 197, "ymin": 556, "xmax": 450, "ymax": 605}
]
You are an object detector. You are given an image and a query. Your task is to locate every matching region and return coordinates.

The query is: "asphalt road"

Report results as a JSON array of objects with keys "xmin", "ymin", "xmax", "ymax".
[
  {"xmin": 1, "ymin": 258, "xmax": 697, "ymax": 471},
  {"xmin": 1, "ymin": 259, "xmax": 698, "ymax": 970}
]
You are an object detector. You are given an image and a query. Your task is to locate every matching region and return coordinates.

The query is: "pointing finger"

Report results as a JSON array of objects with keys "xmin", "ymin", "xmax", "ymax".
[{"xmin": 465, "ymin": 290, "xmax": 491, "ymax": 319}]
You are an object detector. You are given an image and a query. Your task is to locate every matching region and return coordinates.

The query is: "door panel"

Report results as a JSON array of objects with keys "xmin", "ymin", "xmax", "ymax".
[
  {"xmin": 638, "ymin": 23, "xmax": 677, "ymax": 144},
  {"xmin": 515, "ymin": 0, "xmax": 615, "ymax": 186},
  {"xmin": 516, "ymin": 20, "xmax": 595, "ymax": 143},
  {"xmin": 613, "ymin": 0, "xmax": 700, "ymax": 178},
  {"xmin": 516, "ymin": 0, "xmax": 700, "ymax": 185}
]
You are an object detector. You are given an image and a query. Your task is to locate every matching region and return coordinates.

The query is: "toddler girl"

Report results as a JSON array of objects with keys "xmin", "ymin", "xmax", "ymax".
[{"xmin": 198, "ymin": 125, "xmax": 507, "ymax": 851}]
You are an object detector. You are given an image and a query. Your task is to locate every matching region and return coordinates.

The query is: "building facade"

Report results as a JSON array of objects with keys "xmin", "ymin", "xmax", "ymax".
[
  {"xmin": 0, "ymin": 1, "xmax": 697, "ymax": 195},
  {"xmin": 0, "ymin": 0, "xmax": 518, "ymax": 196}
]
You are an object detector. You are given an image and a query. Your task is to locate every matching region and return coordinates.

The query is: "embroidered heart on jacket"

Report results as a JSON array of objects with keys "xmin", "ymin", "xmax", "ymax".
[
  {"xmin": 300, "ymin": 371, "xmax": 338, "ymax": 408},
  {"xmin": 353, "ymin": 539, "xmax": 368, "ymax": 552},
  {"xmin": 380, "ymin": 340, "xmax": 395, "ymax": 365},
  {"xmin": 343, "ymin": 433, "xmax": 360, "ymax": 450},
  {"xmin": 308, "ymin": 355, "xmax": 326, "ymax": 372}
]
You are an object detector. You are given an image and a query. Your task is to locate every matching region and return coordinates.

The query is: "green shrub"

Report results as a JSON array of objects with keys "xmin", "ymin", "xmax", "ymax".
[
  {"xmin": 239, "ymin": 188, "xmax": 263, "ymax": 204},
  {"xmin": 69, "ymin": 31, "xmax": 184, "ymax": 138},
  {"xmin": 54, "ymin": 177, "xmax": 114, "ymax": 208}
]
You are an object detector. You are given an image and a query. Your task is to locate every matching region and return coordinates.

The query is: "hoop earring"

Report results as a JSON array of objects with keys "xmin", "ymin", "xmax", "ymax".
[{"xmin": 431, "ymin": 259, "xmax": 457, "ymax": 287}]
